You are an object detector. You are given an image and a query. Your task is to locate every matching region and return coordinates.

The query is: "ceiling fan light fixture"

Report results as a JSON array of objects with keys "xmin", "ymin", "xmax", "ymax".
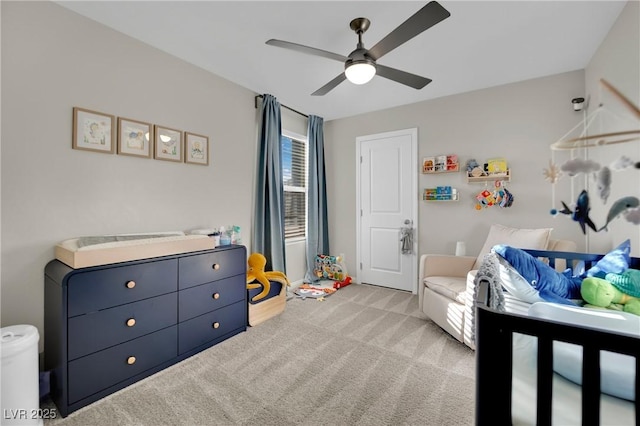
[{"xmin": 345, "ymin": 61, "xmax": 376, "ymax": 85}]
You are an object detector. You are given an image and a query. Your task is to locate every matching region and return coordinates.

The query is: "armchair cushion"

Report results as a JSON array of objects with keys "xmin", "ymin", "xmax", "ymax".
[
  {"xmin": 424, "ymin": 276, "xmax": 467, "ymax": 304},
  {"xmin": 473, "ymin": 224, "xmax": 552, "ymax": 269}
]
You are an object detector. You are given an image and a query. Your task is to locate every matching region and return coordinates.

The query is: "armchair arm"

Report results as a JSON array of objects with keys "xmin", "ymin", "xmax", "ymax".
[
  {"xmin": 418, "ymin": 254, "xmax": 477, "ymax": 315},
  {"xmin": 419, "ymin": 254, "xmax": 477, "ymax": 280}
]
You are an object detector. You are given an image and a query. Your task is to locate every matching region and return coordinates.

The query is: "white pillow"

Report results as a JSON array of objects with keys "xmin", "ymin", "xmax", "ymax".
[
  {"xmin": 528, "ymin": 302, "xmax": 639, "ymax": 401},
  {"xmin": 473, "ymin": 224, "xmax": 552, "ymax": 269}
]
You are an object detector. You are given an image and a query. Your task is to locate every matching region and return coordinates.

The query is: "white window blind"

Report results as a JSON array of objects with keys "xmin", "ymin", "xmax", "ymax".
[{"xmin": 282, "ymin": 134, "xmax": 307, "ymax": 239}]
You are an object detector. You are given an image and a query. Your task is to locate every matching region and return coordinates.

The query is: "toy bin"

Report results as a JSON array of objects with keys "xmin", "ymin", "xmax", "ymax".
[{"xmin": 1, "ymin": 325, "xmax": 42, "ymax": 425}]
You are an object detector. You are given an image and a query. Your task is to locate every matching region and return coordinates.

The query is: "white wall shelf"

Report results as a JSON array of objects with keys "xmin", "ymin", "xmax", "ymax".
[
  {"xmin": 422, "ymin": 155, "xmax": 459, "ymax": 174},
  {"xmin": 467, "ymin": 169, "xmax": 511, "ymax": 183}
]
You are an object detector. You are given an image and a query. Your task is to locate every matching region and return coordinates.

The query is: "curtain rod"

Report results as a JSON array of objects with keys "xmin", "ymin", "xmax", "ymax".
[{"xmin": 254, "ymin": 94, "xmax": 309, "ymax": 119}]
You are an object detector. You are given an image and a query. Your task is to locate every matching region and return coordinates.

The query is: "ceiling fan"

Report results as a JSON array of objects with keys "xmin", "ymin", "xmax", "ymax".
[{"xmin": 266, "ymin": 1, "xmax": 451, "ymax": 96}]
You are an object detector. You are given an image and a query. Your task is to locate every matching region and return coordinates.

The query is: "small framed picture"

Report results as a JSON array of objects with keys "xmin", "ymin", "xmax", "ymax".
[
  {"xmin": 117, "ymin": 117, "xmax": 152, "ymax": 158},
  {"xmin": 154, "ymin": 125, "xmax": 182, "ymax": 162},
  {"xmin": 72, "ymin": 107, "xmax": 115, "ymax": 154},
  {"xmin": 184, "ymin": 132, "xmax": 209, "ymax": 166}
]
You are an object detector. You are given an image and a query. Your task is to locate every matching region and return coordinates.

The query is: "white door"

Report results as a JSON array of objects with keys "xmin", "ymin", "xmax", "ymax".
[{"xmin": 356, "ymin": 128, "xmax": 417, "ymax": 293}]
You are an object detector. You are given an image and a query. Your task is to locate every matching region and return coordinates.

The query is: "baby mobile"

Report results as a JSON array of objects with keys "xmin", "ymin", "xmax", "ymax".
[
  {"xmin": 545, "ymin": 79, "xmax": 640, "ymax": 234},
  {"xmin": 467, "ymin": 158, "xmax": 515, "ymax": 210}
]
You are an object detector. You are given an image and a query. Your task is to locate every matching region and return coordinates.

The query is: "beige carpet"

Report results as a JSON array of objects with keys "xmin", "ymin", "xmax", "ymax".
[{"xmin": 44, "ymin": 283, "xmax": 476, "ymax": 426}]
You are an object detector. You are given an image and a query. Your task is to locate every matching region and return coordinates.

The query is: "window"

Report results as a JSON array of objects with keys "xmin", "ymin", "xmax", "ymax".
[{"xmin": 281, "ymin": 133, "xmax": 307, "ymax": 239}]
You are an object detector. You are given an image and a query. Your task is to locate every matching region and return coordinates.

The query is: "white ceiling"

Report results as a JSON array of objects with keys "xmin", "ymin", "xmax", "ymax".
[{"xmin": 55, "ymin": 1, "xmax": 627, "ymax": 121}]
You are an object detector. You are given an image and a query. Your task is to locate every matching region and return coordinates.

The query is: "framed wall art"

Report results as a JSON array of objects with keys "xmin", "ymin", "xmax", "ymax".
[
  {"xmin": 184, "ymin": 132, "xmax": 209, "ymax": 166},
  {"xmin": 117, "ymin": 117, "xmax": 152, "ymax": 158},
  {"xmin": 154, "ymin": 125, "xmax": 183, "ymax": 162},
  {"xmin": 72, "ymin": 107, "xmax": 115, "ymax": 154}
]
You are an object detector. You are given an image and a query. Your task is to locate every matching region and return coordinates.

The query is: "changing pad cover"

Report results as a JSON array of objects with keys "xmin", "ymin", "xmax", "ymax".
[{"xmin": 55, "ymin": 232, "xmax": 215, "ymax": 268}]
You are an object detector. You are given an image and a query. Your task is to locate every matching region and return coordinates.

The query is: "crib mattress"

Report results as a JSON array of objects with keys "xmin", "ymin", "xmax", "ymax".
[{"xmin": 55, "ymin": 233, "xmax": 216, "ymax": 268}]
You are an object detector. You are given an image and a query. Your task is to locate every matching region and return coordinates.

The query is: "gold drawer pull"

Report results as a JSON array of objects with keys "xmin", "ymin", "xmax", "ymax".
[
  {"xmin": 126, "ymin": 280, "xmax": 136, "ymax": 289},
  {"xmin": 127, "ymin": 356, "xmax": 136, "ymax": 365},
  {"xmin": 212, "ymin": 263, "xmax": 220, "ymax": 270},
  {"xmin": 212, "ymin": 322, "xmax": 220, "ymax": 329},
  {"xmin": 212, "ymin": 293, "xmax": 220, "ymax": 300},
  {"xmin": 126, "ymin": 318, "xmax": 136, "ymax": 327}
]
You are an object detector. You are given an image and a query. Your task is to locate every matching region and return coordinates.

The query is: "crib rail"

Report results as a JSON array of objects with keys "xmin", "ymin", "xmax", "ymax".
[{"xmin": 475, "ymin": 249, "xmax": 640, "ymax": 426}]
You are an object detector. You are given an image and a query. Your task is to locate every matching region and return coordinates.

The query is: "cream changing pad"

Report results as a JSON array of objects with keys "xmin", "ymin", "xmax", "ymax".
[{"xmin": 55, "ymin": 232, "xmax": 215, "ymax": 268}]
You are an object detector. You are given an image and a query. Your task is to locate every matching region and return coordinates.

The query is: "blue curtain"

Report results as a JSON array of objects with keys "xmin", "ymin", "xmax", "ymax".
[
  {"xmin": 253, "ymin": 94, "xmax": 286, "ymax": 273},
  {"xmin": 305, "ymin": 115, "xmax": 330, "ymax": 282}
]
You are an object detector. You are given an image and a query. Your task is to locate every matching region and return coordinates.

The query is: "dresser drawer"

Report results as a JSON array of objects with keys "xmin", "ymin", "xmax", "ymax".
[
  {"xmin": 68, "ymin": 292, "xmax": 177, "ymax": 360},
  {"xmin": 67, "ymin": 259, "xmax": 177, "ymax": 316},
  {"xmin": 178, "ymin": 300, "xmax": 246, "ymax": 354},
  {"xmin": 178, "ymin": 247, "xmax": 245, "ymax": 289},
  {"xmin": 178, "ymin": 275, "xmax": 245, "ymax": 322},
  {"xmin": 68, "ymin": 326, "xmax": 177, "ymax": 404}
]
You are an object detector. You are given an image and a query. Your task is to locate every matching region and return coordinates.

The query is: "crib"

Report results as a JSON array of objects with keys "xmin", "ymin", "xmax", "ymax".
[{"xmin": 475, "ymin": 249, "xmax": 639, "ymax": 425}]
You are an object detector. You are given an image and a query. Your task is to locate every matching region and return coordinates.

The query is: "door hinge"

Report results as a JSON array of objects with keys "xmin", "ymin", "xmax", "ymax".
[
  {"xmin": 360, "ymin": 156, "xmax": 363, "ymax": 163},
  {"xmin": 360, "ymin": 262, "xmax": 362, "ymax": 269}
]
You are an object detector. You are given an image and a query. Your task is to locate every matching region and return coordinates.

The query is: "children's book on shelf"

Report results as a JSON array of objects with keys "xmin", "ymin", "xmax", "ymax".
[
  {"xmin": 435, "ymin": 155, "xmax": 447, "ymax": 172},
  {"xmin": 487, "ymin": 157, "xmax": 508, "ymax": 173},
  {"xmin": 446, "ymin": 155, "xmax": 459, "ymax": 171},
  {"xmin": 422, "ymin": 157, "xmax": 435, "ymax": 173}
]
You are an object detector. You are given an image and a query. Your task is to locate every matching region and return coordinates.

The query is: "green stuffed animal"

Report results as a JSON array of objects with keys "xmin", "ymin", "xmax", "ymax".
[{"xmin": 581, "ymin": 277, "xmax": 640, "ymax": 316}]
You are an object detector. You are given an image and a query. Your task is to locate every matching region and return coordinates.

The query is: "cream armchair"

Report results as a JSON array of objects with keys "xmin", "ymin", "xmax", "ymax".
[{"xmin": 418, "ymin": 224, "xmax": 576, "ymax": 349}]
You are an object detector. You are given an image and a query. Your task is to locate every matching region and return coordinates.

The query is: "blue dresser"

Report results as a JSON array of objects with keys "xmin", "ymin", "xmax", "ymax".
[{"xmin": 44, "ymin": 245, "xmax": 247, "ymax": 417}]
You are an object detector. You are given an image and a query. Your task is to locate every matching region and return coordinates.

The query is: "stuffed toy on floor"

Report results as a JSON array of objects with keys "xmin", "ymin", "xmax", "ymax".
[
  {"xmin": 581, "ymin": 274, "xmax": 640, "ymax": 316},
  {"xmin": 246, "ymin": 253, "xmax": 290, "ymax": 302}
]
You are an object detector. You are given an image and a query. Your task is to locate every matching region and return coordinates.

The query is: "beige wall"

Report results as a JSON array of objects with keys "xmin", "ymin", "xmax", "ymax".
[
  {"xmin": 324, "ymin": 72, "xmax": 587, "ymax": 276},
  {"xmin": 1, "ymin": 1, "xmax": 257, "ymax": 345},
  {"xmin": 584, "ymin": 0, "xmax": 640, "ymax": 255}
]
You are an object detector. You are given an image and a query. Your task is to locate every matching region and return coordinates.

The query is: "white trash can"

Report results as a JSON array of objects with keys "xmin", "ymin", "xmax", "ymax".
[{"xmin": 1, "ymin": 325, "xmax": 42, "ymax": 426}]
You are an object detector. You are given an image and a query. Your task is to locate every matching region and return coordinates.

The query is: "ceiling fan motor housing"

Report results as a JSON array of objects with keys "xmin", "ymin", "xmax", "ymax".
[{"xmin": 345, "ymin": 48, "xmax": 376, "ymax": 70}]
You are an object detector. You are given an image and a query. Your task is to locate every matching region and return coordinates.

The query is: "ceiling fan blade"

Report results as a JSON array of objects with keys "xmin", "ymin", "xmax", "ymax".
[
  {"xmin": 266, "ymin": 39, "xmax": 348, "ymax": 63},
  {"xmin": 375, "ymin": 64, "xmax": 432, "ymax": 89},
  {"xmin": 311, "ymin": 73, "xmax": 347, "ymax": 96},
  {"xmin": 368, "ymin": 1, "xmax": 450, "ymax": 60}
]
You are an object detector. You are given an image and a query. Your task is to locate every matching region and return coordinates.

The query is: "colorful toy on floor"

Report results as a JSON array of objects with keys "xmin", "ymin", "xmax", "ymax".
[
  {"xmin": 294, "ymin": 284, "xmax": 336, "ymax": 300},
  {"xmin": 246, "ymin": 252, "xmax": 290, "ymax": 302},
  {"xmin": 313, "ymin": 254, "xmax": 347, "ymax": 280},
  {"xmin": 333, "ymin": 276, "xmax": 352, "ymax": 289}
]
